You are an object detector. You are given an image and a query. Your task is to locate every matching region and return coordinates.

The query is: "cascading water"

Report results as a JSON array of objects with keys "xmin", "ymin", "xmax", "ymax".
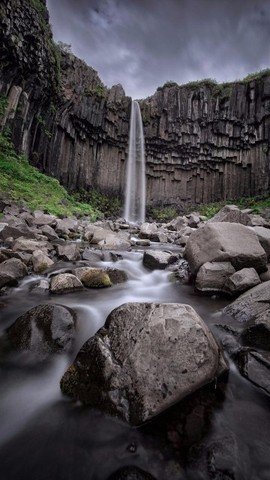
[{"xmin": 124, "ymin": 100, "xmax": 146, "ymax": 223}]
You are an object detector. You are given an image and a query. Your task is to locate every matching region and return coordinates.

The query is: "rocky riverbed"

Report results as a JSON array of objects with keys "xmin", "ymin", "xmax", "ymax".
[{"xmin": 0, "ymin": 200, "xmax": 270, "ymax": 480}]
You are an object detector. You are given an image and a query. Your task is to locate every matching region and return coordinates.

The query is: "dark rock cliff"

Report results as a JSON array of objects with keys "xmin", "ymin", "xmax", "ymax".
[
  {"xmin": 0, "ymin": 0, "xmax": 269, "ymax": 210},
  {"xmin": 140, "ymin": 79, "xmax": 270, "ymax": 207}
]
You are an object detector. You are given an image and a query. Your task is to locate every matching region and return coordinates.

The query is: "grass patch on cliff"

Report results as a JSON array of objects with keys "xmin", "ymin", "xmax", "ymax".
[
  {"xmin": 197, "ymin": 196, "xmax": 270, "ymax": 219},
  {"xmin": 0, "ymin": 130, "xmax": 99, "ymax": 219},
  {"xmin": 74, "ymin": 189, "xmax": 121, "ymax": 218},
  {"xmin": 149, "ymin": 206, "xmax": 178, "ymax": 222}
]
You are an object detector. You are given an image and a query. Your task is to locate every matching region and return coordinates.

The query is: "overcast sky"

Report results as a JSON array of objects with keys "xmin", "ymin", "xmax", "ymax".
[{"xmin": 47, "ymin": 0, "xmax": 270, "ymax": 99}]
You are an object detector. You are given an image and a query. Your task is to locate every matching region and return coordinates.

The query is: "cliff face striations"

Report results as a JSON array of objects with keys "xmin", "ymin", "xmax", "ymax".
[
  {"xmin": 140, "ymin": 80, "xmax": 270, "ymax": 207},
  {"xmin": 0, "ymin": 0, "xmax": 269, "ymax": 209},
  {"xmin": 0, "ymin": 0, "xmax": 131, "ymax": 199}
]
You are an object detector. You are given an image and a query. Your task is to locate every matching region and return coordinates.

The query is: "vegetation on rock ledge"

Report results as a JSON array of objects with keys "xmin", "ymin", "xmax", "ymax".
[
  {"xmin": 0, "ymin": 130, "xmax": 100, "ymax": 219},
  {"xmin": 196, "ymin": 196, "xmax": 270, "ymax": 219}
]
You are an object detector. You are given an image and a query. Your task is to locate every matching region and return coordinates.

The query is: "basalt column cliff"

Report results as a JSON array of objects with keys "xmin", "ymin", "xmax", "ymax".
[{"xmin": 0, "ymin": 0, "xmax": 269, "ymax": 209}]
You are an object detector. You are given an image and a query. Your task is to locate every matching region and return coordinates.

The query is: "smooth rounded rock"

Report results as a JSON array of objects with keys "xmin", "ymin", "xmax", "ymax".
[
  {"xmin": 61, "ymin": 302, "xmax": 227, "ymax": 425},
  {"xmin": 74, "ymin": 267, "xmax": 112, "ymax": 288},
  {"xmin": 50, "ymin": 273, "xmax": 84, "ymax": 293},
  {"xmin": 6, "ymin": 303, "xmax": 76, "ymax": 360}
]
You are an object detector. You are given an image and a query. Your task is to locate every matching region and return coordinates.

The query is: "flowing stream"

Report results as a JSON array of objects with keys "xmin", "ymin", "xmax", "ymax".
[{"xmin": 0, "ymin": 249, "xmax": 270, "ymax": 480}]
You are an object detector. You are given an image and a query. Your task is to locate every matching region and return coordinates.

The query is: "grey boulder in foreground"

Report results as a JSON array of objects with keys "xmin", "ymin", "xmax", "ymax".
[{"xmin": 61, "ymin": 302, "xmax": 227, "ymax": 425}]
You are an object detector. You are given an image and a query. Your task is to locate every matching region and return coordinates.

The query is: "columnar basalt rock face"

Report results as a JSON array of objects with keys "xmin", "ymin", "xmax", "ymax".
[
  {"xmin": 0, "ymin": 0, "xmax": 269, "ymax": 209},
  {"xmin": 140, "ymin": 80, "xmax": 270, "ymax": 207},
  {"xmin": 0, "ymin": 0, "xmax": 131, "ymax": 197}
]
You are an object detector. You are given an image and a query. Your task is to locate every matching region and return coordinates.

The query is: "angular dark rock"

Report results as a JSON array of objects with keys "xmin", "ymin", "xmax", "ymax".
[
  {"xmin": 143, "ymin": 250, "xmax": 178, "ymax": 270},
  {"xmin": 0, "ymin": 257, "xmax": 28, "ymax": 289},
  {"xmin": 223, "ymin": 280, "xmax": 270, "ymax": 322}
]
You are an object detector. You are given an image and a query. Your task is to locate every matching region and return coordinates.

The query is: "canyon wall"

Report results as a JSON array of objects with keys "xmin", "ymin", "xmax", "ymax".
[
  {"xmin": 140, "ymin": 79, "xmax": 270, "ymax": 207},
  {"xmin": 0, "ymin": 0, "xmax": 269, "ymax": 210}
]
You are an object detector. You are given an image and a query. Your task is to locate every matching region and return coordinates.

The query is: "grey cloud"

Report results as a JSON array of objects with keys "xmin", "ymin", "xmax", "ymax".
[{"xmin": 47, "ymin": 0, "xmax": 270, "ymax": 98}]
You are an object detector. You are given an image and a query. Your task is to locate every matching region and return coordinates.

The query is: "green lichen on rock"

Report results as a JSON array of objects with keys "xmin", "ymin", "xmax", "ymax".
[{"xmin": 76, "ymin": 268, "xmax": 112, "ymax": 288}]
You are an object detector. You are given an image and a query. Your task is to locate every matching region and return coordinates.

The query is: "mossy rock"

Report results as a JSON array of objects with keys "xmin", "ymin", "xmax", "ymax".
[{"xmin": 74, "ymin": 267, "xmax": 112, "ymax": 288}]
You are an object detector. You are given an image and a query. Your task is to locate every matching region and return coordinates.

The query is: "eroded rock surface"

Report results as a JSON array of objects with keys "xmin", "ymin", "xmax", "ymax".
[{"xmin": 61, "ymin": 302, "xmax": 227, "ymax": 425}]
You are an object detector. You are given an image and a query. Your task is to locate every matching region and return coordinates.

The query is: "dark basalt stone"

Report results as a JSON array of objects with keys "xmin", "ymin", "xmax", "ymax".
[
  {"xmin": 107, "ymin": 466, "xmax": 156, "ymax": 480},
  {"xmin": 5, "ymin": 303, "xmax": 76, "ymax": 361}
]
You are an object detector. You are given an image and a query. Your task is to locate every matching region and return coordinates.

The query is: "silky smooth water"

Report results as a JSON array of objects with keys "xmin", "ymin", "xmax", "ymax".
[
  {"xmin": 0, "ymin": 250, "xmax": 270, "ymax": 480},
  {"xmin": 124, "ymin": 101, "xmax": 146, "ymax": 223}
]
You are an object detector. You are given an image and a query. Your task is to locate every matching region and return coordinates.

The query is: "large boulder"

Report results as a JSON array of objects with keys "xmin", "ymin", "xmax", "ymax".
[
  {"xmin": 56, "ymin": 218, "xmax": 78, "ymax": 235},
  {"xmin": 143, "ymin": 250, "xmax": 178, "ymax": 270},
  {"xmin": 223, "ymin": 280, "xmax": 270, "ymax": 322},
  {"xmin": 31, "ymin": 249, "xmax": 54, "ymax": 273},
  {"xmin": 139, "ymin": 222, "xmax": 158, "ymax": 239},
  {"xmin": 0, "ymin": 224, "xmax": 36, "ymax": 242},
  {"xmin": 240, "ymin": 311, "xmax": 270, "ymax": 351},
  {"xmin": 224, "ymin": 267, "xmax": 261, "ymax": 295},
  {"xmin": 185, "ymin": 222, "xmax": 267, "ymax": 274},
  {"xmin": 74, "ymin": 267, "xmax": 112, "ymax": 288},
  {"xmin": 0, "ymin": 258, "xmax": 28, "ymax": 288},
  {"xmin": 236, "ymin": 350, "xmax": 270, "ymax": 395},
  {"xmin": 208, "ymin": 205, "xmax": 250, "ymax": 225},
  {"xmin": 61, "ymin": 303, "xmax": 227, "ymax": 425},
  {"xmin": 57, "ymin": 243, "xmax": 81, "ymax": 261},
  {"xmin": 98, "ymin": 234, "xmax": 131, "ymax": 250},
  {"xmin": 31, "ymin": 211, "xmax": 57, "ymax": 227},
  {"xmin": 12, "ymin": 238, "xmax": 50, "ymax": 254},
  {"xmin": 252, "ymin": 226, "xmax": 270, "ymax": 260},
  {"xmin": 5, "ymin": 303, "xmax": 76, "ymax": 360},
  {"xmin": 50, "ymin": 273, "xmax": 84, "ymax": 293},
  {"xmin": 195, "ymin": 262, "xmax": 235, "ymax": 294},
  {"xmin": 84, "ymin": 226, "xmax": 112, "ymax": 243}
]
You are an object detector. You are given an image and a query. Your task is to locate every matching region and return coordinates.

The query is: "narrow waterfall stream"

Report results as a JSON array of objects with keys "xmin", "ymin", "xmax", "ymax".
[
  {"xmin": 0, "ymin": 249, "xmax": 270, "ymax": 480},
  {"xmin": 124, "ymin": 101, "xmax": 146, "ymax": 224}
]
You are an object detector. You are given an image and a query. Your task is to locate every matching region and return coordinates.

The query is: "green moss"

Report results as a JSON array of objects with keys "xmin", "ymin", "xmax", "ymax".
[
  {"xmin": 240, "ymin": 68, "xmax": 270, "ymax": 84},
  {"xmin": 149, "ymin": 206, "xmax": 178, "ymax": 222},
  {"xmin": 37, "ymin": 262, "xmax": 49, "ymax": 273},
  {"xmin": 163, "ymin": 80, "xmax": 179, "ymax": 88},
  {"xmin": 183, "ymin": 78, "xmax": 217, "ymax": 89},
  {"xmin": 74, "ymin": 189, "xmax": 121, "ymax": 217},
  {"xmin": 212, "ymin": 83, "xmax": 233, "ymax": 100},
  {"xmin": 196, "ymin": 195, "xmax": 270, "ymax": 219},
  {"xmin": 81, "ymin": 270, "xmax": 112, "ymax": 288},
  {"xmin": 84, "ymin": 84, "xmax": 107, "ymax": 98},
  {"xmin": 0, "ymin": 94, "xmax": 7, "ymax": 119},
  {"xmin": 0, "ymin": 131, "xmax": 100, "ymax": 219}
]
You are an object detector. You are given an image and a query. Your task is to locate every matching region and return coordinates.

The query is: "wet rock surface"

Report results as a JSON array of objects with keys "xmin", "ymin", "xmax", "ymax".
[
  {"xmin": 4, "ymin": 303, "xmax": 76, "ymax": 360},
  {"xmin": 143, "ymin": 250, "xmax": 178, "ymax": 270},
  {"xmin": 0, "ymin": 257, "xmax": 28, "ymax": 288},
  {"xmin": 223, "ymin": 280, "xmax": 270, "ymax": 322},
  {"xmin": 60, "ymin": 302, "xmax": 227, "ymax": 425}
]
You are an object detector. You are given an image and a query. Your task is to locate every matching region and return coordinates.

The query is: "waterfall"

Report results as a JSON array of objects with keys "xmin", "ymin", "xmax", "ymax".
[{"xmin": 124, "ymin": 100, "xmax": 146, "ymax": 223}]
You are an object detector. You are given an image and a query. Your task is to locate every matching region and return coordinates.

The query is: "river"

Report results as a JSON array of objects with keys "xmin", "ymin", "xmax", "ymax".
[{"xmin": 0, "ymin": 249, "xmax": 269, "ymax": 480}]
